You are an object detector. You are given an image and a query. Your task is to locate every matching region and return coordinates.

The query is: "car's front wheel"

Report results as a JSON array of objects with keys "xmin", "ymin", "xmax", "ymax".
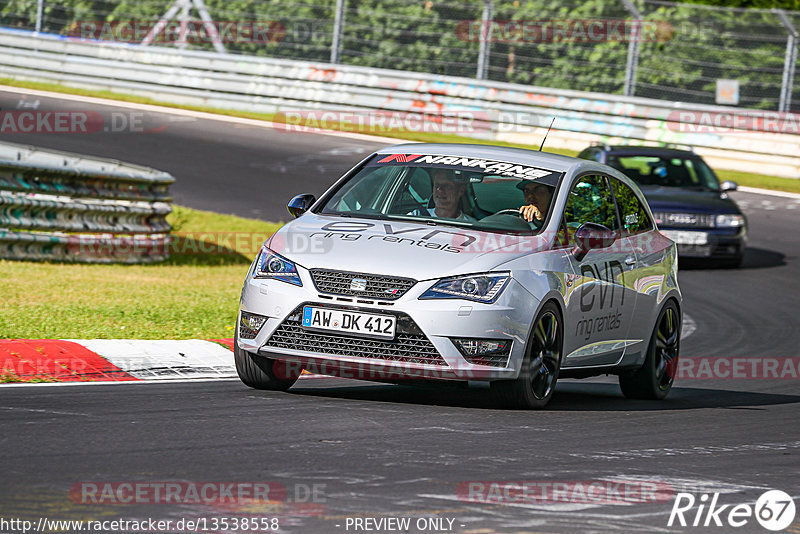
[
  {"xmin": 234, "ymin": 335, "xmax": 301, "ymax": 391},
  {"xmin": 492, "ymin": 301, "xmax": 563, "ymax": 409},
  {"xmin": 619, "ymin": 300, "xmax": 680, "ymax": 400}
]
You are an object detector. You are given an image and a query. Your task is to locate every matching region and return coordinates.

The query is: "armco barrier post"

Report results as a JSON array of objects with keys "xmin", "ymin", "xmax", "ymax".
[
  {"xmin": 775, "ymin": 9, "xmax": 798, "ymax": 113},
  {"xmin": 622, "ymin": 0, "xmax": 642, "ymax": 97},
  {"xmin": 331, "ymin": 0, "xmax": 346, "ymax": 64},
  {"xmin": 35, "ymin": 0, "xmax": 44, "ymax": 33},
  {"xmin": 476, "ymin": 0, "xmax": 493, "ymax": 81}
]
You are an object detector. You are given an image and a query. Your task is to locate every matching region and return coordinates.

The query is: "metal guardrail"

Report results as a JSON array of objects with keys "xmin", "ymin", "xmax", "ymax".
[
  {"xmin": 0, "ymin": 28, "xmax": 798, "ymax": 178},
  {"xmin": 0, "ymin": 140, "xmax": 174, "ymax": 263}
]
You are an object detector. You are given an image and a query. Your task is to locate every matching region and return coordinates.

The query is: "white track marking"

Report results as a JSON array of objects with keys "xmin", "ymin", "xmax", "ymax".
[
  {"xmin": 0, "ymin": 377, "xmax": 241, "ymax": 388},
  {"xmin": 0, "ymin": 85, "xmax": 405, "ymax": 145},
  {"xmin": 65, "ymin": 339, "xmax": 236, "ymax": 379},
  {"xmin": 681, "ymin": 313, "xmax": 696, "ymax": 340},
  {"xmin": 0, "ymin": 406, "xmax": 90, "ymax": 416},
  {"xmin": 0, "ymin": 373, "xmax": 330, "ymax": 387},
  {"xmin": 570, "ymin": 440, "xmax": 800, "ymax": 461},
  {"xmin": 419, "ymin": 475, "xmax": 776, "ymax": 531},
  {"xmin": 738, "ymin": 186, "xmax": 800, "ymax": 200}
]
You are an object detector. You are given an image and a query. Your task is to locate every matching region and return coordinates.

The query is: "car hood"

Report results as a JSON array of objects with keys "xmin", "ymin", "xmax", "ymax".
[
  {"xmin": 641, "ymin": 186, "xmax": 741, "ymax": 214},
  {"xmin": 267, "ymin": 213, "xmax": 549, "ymax": 280}
]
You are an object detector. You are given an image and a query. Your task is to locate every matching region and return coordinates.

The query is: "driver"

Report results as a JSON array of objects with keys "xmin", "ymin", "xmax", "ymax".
[
  {"xmin": 517, "ymin": 179, "xmax": 554, "ymax": 228},
  {"xmin": 410, "ymin": 169, "xmax": 477, "ymax": 222}
]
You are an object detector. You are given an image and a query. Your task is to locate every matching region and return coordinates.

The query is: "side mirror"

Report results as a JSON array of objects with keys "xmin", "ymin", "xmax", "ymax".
[
  {"xmin": 720, "ymin": 180, "xmax": 738, "ymax": 192},
  {"xmin": 287, "ymin": 194, "xmax": 316, "ymax": 218},
  {"xmin": 572, "ymin": 222, "xmax": 615, "ymax": 262}
]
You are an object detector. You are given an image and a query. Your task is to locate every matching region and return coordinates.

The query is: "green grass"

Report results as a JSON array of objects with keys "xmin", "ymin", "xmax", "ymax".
[
  {"xmin": 0, "ymin": 371, "xmax": 57, "ymax": 383},
  {"xmin": 0, "ymin": 206, "xmax": 283, "ymax": 340},
  {"xmin": 713, "ymin": 169, "xmax": 800, "ymax": 194}
]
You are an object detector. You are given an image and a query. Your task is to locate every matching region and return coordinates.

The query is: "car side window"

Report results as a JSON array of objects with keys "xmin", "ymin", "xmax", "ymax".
[
  {"xmin": 332, "ymin": 165, "xmax": 396, "ymax": 212},
  {"xmin": 609, "ymin": 178, "xmax": 653, "ymax": 235},
  {"xmin": 387, "ymin": 167, "xmax": 432, "ymax": 214},
  {"xmin": 563, "ymin": 175, "xmax": 620, "ymax": 238}
]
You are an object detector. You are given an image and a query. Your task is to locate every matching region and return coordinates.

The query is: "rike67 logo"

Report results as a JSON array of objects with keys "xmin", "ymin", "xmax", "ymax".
[{"xmin": 668, "ymin": 489, "xmax": 795, "ymax": 531}]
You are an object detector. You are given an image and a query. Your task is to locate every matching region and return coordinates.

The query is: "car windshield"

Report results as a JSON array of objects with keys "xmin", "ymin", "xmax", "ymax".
[
  {"xmin": 317, "ymin": 154, "xmax": 564, "ymax": 234},
  {"xmin": 606, "ymin": 155, "xmax": 720, "ymax": 191}
]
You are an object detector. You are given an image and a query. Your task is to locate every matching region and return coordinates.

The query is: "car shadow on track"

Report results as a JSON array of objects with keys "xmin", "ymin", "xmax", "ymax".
[
  {"xmin": 288, "ymin": 379, "xmax": 800, "ymax": 411},
  {"xmin": 548, "ymin": 382, "xmax": 800, "ymax": 411},
  {"xmin": 680, "ymin": 246, "xmax": 785, "ymax": 270}
]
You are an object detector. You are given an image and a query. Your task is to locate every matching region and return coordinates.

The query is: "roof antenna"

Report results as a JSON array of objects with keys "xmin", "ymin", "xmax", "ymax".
[{"xmin": 539, "ymin": 117, "xmax": 555, "ymax": 151}]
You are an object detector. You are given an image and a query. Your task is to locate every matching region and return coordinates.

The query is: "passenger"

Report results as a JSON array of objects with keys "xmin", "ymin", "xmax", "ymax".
[
  {"xmin": 410, "ymin": 169, "xmax": 477, "ymax": 222},
  {"xmin": 517, "ymin": 179, "xmax": 554, "ymax": 228}
]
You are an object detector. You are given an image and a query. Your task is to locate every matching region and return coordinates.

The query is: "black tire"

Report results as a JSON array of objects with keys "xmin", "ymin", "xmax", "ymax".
[
  {"xmin": 619, "ymin": 300, "xmax": 680, "ymax": 400},
  {"xmin": 234, "ymin": 335, "xmax": 300, "ymax": 391},
  {"xmin": 492, "ymin": 301, "xmax": 563, "ymax": 409}
]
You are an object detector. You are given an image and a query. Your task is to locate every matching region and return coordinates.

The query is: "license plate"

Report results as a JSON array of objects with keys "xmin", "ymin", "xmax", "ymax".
[
  {"xmin": 662, "ymin": 230, "xmax": 709, "ymax": 245},
  {"xmin": 302, "ymin": 306, "xmax": 396, "ymax": 339}
]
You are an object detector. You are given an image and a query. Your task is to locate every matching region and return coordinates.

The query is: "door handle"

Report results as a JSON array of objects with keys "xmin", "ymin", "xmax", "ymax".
[{"xmin": 625, "ymin": 256, "xmax": 637, "ymax": 266}]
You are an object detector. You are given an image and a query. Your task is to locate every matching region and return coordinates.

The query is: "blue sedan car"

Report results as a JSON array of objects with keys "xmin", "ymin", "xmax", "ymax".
[{"xmin": 578, "ymin": 145, "xmax": 747, "ymax": 267}]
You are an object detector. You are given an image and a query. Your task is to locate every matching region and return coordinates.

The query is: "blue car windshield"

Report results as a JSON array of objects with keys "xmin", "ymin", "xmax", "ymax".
[
  {"xmin": 318, "ymin": 154, "xmax": 564, "ymax": 234},
  {"xmin": 606, "ymin": 155, "xmax": 720, "ymax": 191}
]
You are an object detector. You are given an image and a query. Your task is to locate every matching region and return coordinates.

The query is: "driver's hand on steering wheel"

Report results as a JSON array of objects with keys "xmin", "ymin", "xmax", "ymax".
[{"xmin": 519, "ymin": 204, "xmax": 541, "ymax": 223}]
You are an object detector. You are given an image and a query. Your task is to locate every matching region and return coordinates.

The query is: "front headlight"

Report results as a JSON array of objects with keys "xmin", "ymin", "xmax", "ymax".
[
  {"xmin": 253, "ymin": 247, "xmax": 302, "ymax": 286},
  {"xmin": 419, "ymin": 272, "xmax": 510, "ymax": 303},
  {"xmin": 715, "ymin": 214, "xmax": 745, "ymax": 228}
]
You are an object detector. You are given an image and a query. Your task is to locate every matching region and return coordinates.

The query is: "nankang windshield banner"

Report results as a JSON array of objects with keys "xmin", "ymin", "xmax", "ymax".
[{"xmin": 369, "ymin": 153, "xmax": 564, "ymax": 183}]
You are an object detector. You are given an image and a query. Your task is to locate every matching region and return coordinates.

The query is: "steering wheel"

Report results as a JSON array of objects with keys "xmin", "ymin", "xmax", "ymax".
[{"xmin": 494, "ymin": 208, "xmax": 525, "ymax": 218}]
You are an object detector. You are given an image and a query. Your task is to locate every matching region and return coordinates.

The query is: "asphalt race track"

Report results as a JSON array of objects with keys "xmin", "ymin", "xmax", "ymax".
[{"xmin": 1, "ymin": 88, "xmax": 800, "ymax": 533}]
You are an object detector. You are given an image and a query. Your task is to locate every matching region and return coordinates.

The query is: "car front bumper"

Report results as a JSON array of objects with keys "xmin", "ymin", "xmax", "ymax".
[
  {"xmin": 237, "ymin": 269, "xmax": 540, "ymax": 382},
  {"xmin": 661, "ymin": 227, "xmax": 746, "ymax": 259}
]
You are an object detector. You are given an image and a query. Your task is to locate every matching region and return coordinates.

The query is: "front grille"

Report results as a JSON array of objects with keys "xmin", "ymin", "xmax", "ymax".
[
  {"xmin": 310, "ymin": 269, "xmax": 416, "ymax": 301},
  {"xmin": 265, "ymin": 307, "xmax": 446, "ymax": 366},
  {"xmin": 653, "ymin": 212, "xmax": 714, "ymax": 228}
]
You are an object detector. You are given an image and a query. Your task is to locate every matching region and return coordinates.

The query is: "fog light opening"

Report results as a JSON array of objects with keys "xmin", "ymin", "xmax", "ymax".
[
  {"xmin": 239, "ymin": 311, "xmax": 267, "ymax": 340},
  {"xmin": 452, "ymin": 338, "xmax": 512, "ymax": 368}
]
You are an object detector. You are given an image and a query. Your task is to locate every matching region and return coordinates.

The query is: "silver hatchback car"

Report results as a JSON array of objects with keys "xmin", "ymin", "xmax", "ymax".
[{"xmin": 236, "ymin": 144, "xmax": 682, "ymax": 408}]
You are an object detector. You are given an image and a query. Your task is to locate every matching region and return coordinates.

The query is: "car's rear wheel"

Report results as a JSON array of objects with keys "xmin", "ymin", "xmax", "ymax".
[
  {"xmin": 234, "ymin": 334, "xmax": 301, "ymax": 391},
  {"xmin": 492, "ymin": 302, "xmax": 563, "ymax": 409},
  {"xmin": 619, "ymin": 300, "xmax": 680, "ymax": 400}
]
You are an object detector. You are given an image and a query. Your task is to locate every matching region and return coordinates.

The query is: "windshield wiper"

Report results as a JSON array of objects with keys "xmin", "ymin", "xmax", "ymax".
[{"xmin": 386, "ymin": 214, "xmax": 475, "ymax": 228}]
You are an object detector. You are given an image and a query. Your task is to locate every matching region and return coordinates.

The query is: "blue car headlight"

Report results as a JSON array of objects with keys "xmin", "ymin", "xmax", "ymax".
[
  {"xmin": 253, "ymin": 247, "xmax": 302, "ymax": 286},
  {"xmin": 420, "ymin": 272, "xmax": 510, "ymax": 303}
]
